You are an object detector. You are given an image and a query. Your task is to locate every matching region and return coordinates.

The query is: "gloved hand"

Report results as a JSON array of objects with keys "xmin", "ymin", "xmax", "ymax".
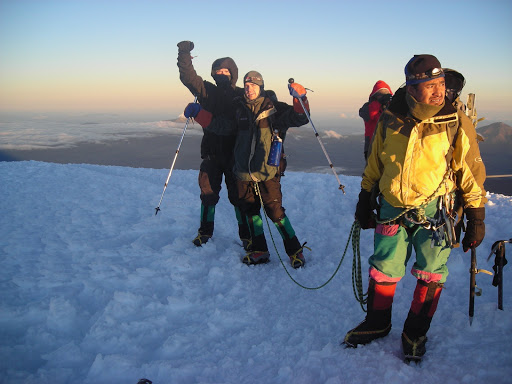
[
  {"xmin": 462, "ymin": 207, "xmax": 485, "ymax": 252},
  {"xmin": 288, "ymin": 83, "xmax": 309, "ymax": 113},
  {"xmin": 183, "ymin": 103, "xmax": 212, "ymax": 128},
  {"xmin": 355, "ymin": 189, "xmax": 376, "ymax": 229},
  {"xmin": 288, "ymin": 82, "xmax": 307, "ymax": 99},
  {"xmin": 379, "ymin": 93, "xmax": 392, "ymax": 107},
  {"xmin": 177, "ymin": 41, "xmax": 194, "ymax": 53},
  {"xmin": 184, "ymin": 103, "xmax": 201, "ymax": 118}
]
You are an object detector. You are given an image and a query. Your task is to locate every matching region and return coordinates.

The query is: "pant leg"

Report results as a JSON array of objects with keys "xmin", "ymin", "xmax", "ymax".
[
  {"xmin": 369, "ymin": 198, "xmax": 416, "ymax": 282},
  {"xmin": 196, "ymin": 158, "xmax": 223, "ymax": 236},
  {"xmin": 198, "ymin": 158, "xmax": 223, "ymax": 206},
  {"xmin": 410, "ymin": 226, "xmax": 451, "ymax": 283},
  {"xmin": 259, "ymin": 177, "xmax": 301, "ymax": 255},
  {"xmin": 221, "ymin": 155, "xmax": 251, "ymax": 241},
  {"xmin": 369, "ymin": 223, "xmax": 412, "ymax": 282},
  {"xmin": 410, "ymin": 197, "xmax": 452, "ymax": 284},
  {"xmin": 221, "ymin": 155, "xmax": 239, "ymax": 207},
  {"xmin": 258, "ymin": 176, "xmax": 285, "ymax": 222},
  {"xmin": 237, "ymin": 180, "xmax": 267, "ymax": 252}
]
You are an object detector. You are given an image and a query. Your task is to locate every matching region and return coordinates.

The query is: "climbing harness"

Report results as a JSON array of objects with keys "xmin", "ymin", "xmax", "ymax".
[{"xmin": 375, "ymin": 165, "xmax": 460, "ymax": 249}]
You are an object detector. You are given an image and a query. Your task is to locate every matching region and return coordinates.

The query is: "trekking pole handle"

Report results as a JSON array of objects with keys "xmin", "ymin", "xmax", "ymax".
[{"xmin": 487, "ymin": 238, "xmax": 512, "ymax": 261}]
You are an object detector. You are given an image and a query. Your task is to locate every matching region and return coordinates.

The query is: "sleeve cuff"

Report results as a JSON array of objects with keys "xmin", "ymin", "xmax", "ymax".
[
  {"xmin": 194, "ymin": 108, "xmax": 212, "ymax": 128},
  {"xmin": 293, "ymin": 97, "xmax": 309, "ymax": 113}
]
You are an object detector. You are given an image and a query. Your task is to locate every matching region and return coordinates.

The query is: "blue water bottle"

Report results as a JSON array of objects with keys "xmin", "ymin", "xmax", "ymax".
[{"xmin": 267, "ymin": 132, "xmax": 283, "ymax": 167}]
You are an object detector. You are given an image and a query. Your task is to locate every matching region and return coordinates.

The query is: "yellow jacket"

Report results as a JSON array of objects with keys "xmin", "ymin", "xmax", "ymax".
[{"xmin": 363, "ymin": 88, "xmax": 487, "ymax": 209}]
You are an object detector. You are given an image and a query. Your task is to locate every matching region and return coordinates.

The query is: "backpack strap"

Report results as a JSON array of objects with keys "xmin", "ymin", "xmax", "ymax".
[{"xmin": 444, "ymin": 113, "xmax": 460, "ymax": 166}]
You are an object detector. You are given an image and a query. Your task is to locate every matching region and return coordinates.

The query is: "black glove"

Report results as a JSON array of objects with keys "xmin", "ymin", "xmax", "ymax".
[
  {"xmin": 379, "ymin": 93, "xmax": 392, "ymax": 107},
  {"xmin": 355, "ymin": 189, "xmax": 375, "ymax": 229},
  {"xmin": 462, "ymin": 207, "xmax": 485, "ymax": 252},
  {"xmin": 177, "ymin": 41, "xmax": 194, "ymax": 53}
]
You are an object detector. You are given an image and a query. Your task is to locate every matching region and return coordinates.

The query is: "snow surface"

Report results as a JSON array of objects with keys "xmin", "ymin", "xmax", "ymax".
[{"xmin": 1, "ymin": 161, "xmax": 511, "ymax": 384}]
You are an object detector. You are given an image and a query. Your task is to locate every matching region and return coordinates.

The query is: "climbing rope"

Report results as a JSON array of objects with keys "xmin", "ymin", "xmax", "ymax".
[
  {"xmin": 350, "ymin": 221, "xmax": 368, "ymax": 312},
  {"xmin": 253, "ymin": 182, "xmax": 362, "ymax": 293}
]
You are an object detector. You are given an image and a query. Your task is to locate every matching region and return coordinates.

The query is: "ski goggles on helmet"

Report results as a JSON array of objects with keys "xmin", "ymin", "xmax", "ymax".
[
  {"xmin": 244, "ymin": 76, "xmax": 263, "ymax": 86},
  {"xmin": 406, "ymin": 67, "xmax": 445, "ymax": 85}
]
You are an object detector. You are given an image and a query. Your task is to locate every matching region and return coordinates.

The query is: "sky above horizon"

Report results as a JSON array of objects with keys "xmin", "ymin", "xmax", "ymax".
[{"xmin": 1, "ymin": 0, "xmax": 511, "ymax": 131}]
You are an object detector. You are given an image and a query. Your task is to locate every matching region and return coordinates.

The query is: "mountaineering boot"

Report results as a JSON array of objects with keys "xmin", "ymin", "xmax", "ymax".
[
  {"xmin": 235, "ymin": 206, "xmax": 253, "ymax": 251},
  {"xmin": 401, "ymin": 333, "xmax": 427, "ymax": 363},
  {"xmin": 242, "ymin": 250, "xmax": 270, "ymax": 265},
  {"xmin": 192, "ymin": 232, "xmax": 211, "ymax": 247},
  {"xmin": 344, "ymin": 279, "xmax": 397, "ymax": 347},
  {"xmin": 192, "ymin": 204, "xmax": 215, "ymax": 247},
  {"xmin": 242, "ymin": 213, "xmax": 269, "ymax": 265},
  {"xmin": 401, "ymin": 280, "xmax": 443, "ymax": 361},
  {"xmin": 288, "ymin": 242, "xmax": 310, "ymax": 269},
  {"xmin": 241, "ymin": 238, "xmax": 252, "ymax": 252},
  {"xmin": 274, "ymin": 216, "xmax": 307, "ymax": 268}
]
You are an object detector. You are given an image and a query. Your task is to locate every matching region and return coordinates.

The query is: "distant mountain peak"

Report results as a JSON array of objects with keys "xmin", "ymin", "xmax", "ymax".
[
  {"xmin": 164, "ymin": 114, "xmax": 188, "ymax": 123},
  {"xmin": 323, "ymin": 130, "xmax": 344, "ymax": 139},
  {"xmin": 477, "ymin": 122, "xmax": 512, "ymax": 144}
]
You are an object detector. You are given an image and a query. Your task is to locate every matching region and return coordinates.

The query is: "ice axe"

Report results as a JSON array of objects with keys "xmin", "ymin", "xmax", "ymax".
[
  {"xmin": 487, "ymin": 239, "xmax": 511, "ymax": 310},
  {"xmin": 288, "ymin": 78, "xmax": 345, "ymax": 193},
  {"xmin": 469, "ymin": 246, "xmax": 493, "ymax": 325},
  {"xmin": 155, "ymin": 95, "xmax": 198, "ymax": 215}
]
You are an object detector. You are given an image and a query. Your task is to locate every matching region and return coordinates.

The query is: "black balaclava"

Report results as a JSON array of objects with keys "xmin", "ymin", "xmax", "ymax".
[{"xmin": 211, "ymin": 57, "xmax": 238, "ymax": 88}]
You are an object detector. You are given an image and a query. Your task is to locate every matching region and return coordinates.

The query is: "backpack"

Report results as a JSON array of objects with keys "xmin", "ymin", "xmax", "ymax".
[{"xmin": 359, "ymin": 102, "xmax": 370, "ymax": 122}]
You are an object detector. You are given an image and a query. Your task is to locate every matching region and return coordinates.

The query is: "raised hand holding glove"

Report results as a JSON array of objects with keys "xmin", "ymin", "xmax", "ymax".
[
  {"xmin": 177, "ymin": 41, "xmax": 194, "ymax": 53},
  {"xmin": 184, "ymin": 103, "xmax": 201, "ymax": 118},
  {"xmin": 355, "ymin": 189, "xmax": 376, "ymax": 229},
  {"xmin": 288, "ymin": 83, "xmax": 310, "ymax": 113},
  {"xmin": 288, "ymin": 82, "xmax": 307, "ymax": 99},
  {"xmin": 462, "ymin": 207, "xmax": 485, "ymax": 252}
]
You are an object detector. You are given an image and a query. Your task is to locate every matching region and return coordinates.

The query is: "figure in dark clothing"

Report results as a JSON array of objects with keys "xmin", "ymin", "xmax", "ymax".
[
  {"xmin": 188, "ymin": 71, "xmax": 311, "ymax": 268},
  {"xmin": 233, "ymin": 71, "xmax": 311, "ymax": 268},
  {"xmin": 177, "ymin": 41, "xmax": 251, "ymax": 248}
]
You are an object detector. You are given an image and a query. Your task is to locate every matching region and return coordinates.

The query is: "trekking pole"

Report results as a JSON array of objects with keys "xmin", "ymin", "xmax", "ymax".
[
  {"xmin": 468, "ymin": 246, "xmax": 493, "ymax": 325},
  {"xmin": 155, "ymin": 95, "xmax": 198, "ymax": 215},
  {"xmin": 487, "ymin": 239, "xmax": 511, "ymax": 310},
  {"xmin": 288, "ymin": 78, "xmax": 345, "ymax": 194},
  {"xmin": 469, "ymin": 247, "xmax": 477, "ymax": 325}
]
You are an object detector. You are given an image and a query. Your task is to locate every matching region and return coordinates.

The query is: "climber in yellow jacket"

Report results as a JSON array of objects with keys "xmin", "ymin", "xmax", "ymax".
[{"xmin": 344, "ymin": 54, "xmax": 487, "ymax": 361}]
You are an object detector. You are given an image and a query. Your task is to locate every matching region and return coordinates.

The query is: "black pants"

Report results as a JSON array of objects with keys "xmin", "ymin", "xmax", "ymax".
[{"xmin": 198, "ymin": 155, "xmax": 238, "ymax": 207}]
